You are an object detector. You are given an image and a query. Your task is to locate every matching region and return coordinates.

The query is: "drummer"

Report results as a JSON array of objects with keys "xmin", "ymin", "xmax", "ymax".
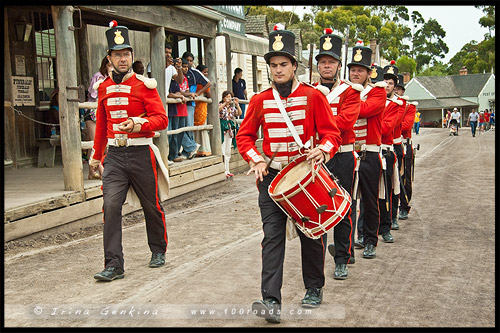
[
  {"xmin": 312, "ymin": 31, "xmax": 362, "ymax": 280},
  {"xmin": 236, "ymin": 24, "xmax": 341, "ymax": 323}
]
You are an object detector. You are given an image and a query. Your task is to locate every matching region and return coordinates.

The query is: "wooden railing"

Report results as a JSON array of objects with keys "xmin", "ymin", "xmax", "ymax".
[{"xmin": 78, "ymin": 96, "xmax": 214, "ymax": 149}]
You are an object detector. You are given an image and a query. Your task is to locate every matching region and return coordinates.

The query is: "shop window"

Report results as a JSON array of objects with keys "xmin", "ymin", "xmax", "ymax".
[{"xmin": 34, "ymin": 11, "xmax": 56, "ymax": 105}]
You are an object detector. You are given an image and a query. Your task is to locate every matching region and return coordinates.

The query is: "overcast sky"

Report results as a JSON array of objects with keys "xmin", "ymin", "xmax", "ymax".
[{"xmin": 274, "ymin": 5, "xmax": 490, "ymax": 63}]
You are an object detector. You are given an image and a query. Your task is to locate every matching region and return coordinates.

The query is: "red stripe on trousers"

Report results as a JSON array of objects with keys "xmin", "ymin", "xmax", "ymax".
[{"xmin": 149, "ymin": 147, "xmax": 168, "ymax": 248}]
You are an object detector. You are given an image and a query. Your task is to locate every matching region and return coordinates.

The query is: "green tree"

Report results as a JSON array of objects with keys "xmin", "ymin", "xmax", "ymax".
[
  {"xmin": 413, "ymin": 18, "xmax": 449, "ymax": 72},
  {"xmin": 396, "ymin": 56, "xmax": 417, "ymax": 76},
  {"xmin": 447, "ymin": 6, "xmax": 495, "ymax": 75},
  {"xmin": 313, "ymin": 5, "xmax": 410, "ymax": 60},
  {"xmin": 417, "ymin": 61, "xmax": 449, "ymax": 77},
  {"xmin": 475, "ymin": 5, "xmax": 495, "ymax": 38},
  {"xmin": 245, "ymin": 6, "xmax": 300, "ymax": 27}
]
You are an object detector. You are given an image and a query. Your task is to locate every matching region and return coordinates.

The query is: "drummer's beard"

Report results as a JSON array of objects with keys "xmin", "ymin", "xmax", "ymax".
[{"xmin": 274, "ymin": 78, "xmax": 294, "ymax": 98}]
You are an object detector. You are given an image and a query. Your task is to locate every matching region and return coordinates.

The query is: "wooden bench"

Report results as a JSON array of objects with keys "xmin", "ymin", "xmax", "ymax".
[{"xmin": 36, "ymin": 137, "xmax": 61, "ymax": 168}]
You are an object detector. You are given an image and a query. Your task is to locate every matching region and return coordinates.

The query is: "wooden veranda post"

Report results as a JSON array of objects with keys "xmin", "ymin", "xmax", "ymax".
[
  {"xmin": 252, "ymin": 55, "xmax": 258, "ymax": 93},
  {"xmin": 205, "ymin": 37, "xmax": 222, "ymax": 155},
  {"xmin": 150, "ymin": 26, "xmax": 169, "ymax": 163},
  {"xmin": 51, "ymin": 6, "xmax": 84, "ymax": 193}
]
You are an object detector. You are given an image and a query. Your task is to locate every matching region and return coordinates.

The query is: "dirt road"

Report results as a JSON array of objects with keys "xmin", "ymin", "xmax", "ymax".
[{"xmin": 4, "ymin": 127, "xmax": 495, "ymax": 327}]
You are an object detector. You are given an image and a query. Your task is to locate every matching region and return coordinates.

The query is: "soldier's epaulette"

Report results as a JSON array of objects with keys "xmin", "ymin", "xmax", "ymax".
[
  {"xmin": 342, "ymin": 79, "xmax": 364, "ymax": 92},
  {"xmin": 136, "ymin": 74, "xmax": 157, "ymax": 89},
  {"xmin": 410, "ymin": 101, "xmax": 419, "ymax": 106},
  {"xmin": 314, "ymin": 84, "xmax": 330, "ymax": 96},
  {"xmin": 372, "ymin": 81, "xmax": 387, "ymax": 88},
  {"xmin": 389, "ymin": 96, "xmax": 403, "ymax": 105},
  {"xmin": 395, "ymin": 94, "xmax": 409, "ymax": 101},
  {"xmin": 93, "ymin": 76, "xmax": 109, "ymax": 91}
]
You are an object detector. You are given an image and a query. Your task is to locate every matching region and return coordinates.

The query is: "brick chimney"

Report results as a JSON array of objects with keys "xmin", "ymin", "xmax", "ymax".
[
  {"xmin": 402, "ymin": 72, "xmax": 411, "ymax": 84},
  {"xmin": 369, "ymin": 39, "xmax": 377, "ymax": 64},
  {"xmin": 459, "ymin": 66, "xmax": 468, "ymax": 75}
]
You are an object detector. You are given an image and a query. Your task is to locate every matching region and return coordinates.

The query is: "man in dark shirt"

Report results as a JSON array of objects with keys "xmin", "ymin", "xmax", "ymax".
[
  {"xmin": 232, "ymin": 68, "xmax": 248, "ymax": 119},
  {"xmin": 179, "ymin": 51, "xmax": 211, "ymax": 159}
]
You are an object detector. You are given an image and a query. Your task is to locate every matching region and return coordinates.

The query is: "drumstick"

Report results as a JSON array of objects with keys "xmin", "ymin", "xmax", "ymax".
[
  {"xmin": 266, "ymin": 150, "xmax": 278, "ymax": 173},
  {"xmin": 310, "ymin": 136, "xmax": 315, "ymax": 183}
]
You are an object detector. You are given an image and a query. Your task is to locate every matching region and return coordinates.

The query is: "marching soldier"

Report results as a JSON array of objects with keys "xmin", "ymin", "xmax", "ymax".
[
  {"xmin": 379, "ymin": 61, "xmax": 403, "ymax": 245},
  {"xmin": 350, "ymin": 53, "xmax": 387, "ymax": 260},
  {"xmin": 399, "ymin": 99, "xmax": 418, "ymax": 220},
  {"xmin": 313, "ymin": 32, "xmax": 362, "ymax": 280},
  {"xmin": 236, "ymin": 25, "xmax": 341, "ymax": 323},
  {"xmin": 391, "ymin": 74, "xmax": 409, "ymax": 230},
  {"xmin": 90, "ymin": 21, "xmax": 170, "ymax": 281}
]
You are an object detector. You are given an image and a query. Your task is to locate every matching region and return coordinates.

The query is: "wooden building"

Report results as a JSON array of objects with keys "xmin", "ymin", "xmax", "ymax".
[
  {"xmin": 404, "ymin": 73, "xmax": 496, "ymax": 127},
  {"xmin": 4, "ymin": 5, "xmax": 261, "ymax": 241}
]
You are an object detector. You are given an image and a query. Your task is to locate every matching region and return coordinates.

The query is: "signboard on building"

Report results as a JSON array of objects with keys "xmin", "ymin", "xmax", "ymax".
[
  {"xmin": 12, "ymin": 76, "xmax": 35, "ymax": 106},
  {"xmin": 210, "ymin": 5, "xmax": 246, "ymax": 36}
]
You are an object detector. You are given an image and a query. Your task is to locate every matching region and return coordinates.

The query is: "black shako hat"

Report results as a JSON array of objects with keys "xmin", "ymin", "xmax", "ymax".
[
  {"xmin": 264, "ymin": 24, "xmax": 296, "ymax": 64},
  {"xmin": 315, "ymin": 28, "xmax": 343, "ymax": 62},
  {"xmin": 370, "ymin": 63, "xmax": 384, "ymax": 83},
  {"xmin": 347, "ymin": 40, "xmax": 372, "ymax": 70},
  {"xmin": 383, "ymin": 60, "xmax": 398, "ymax": 82},
  {"xmin": 396, "ymin": 74, "xmax": 405, "ymax": 88},
  {"xmin": 106, "ymin": 20, "xmax": 133, "ymax": 53}
]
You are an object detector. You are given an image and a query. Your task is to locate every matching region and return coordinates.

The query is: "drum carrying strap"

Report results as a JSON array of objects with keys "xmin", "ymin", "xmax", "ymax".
[{"xmin": 272, "ymin": 88, "xmax": 311, "ymax": 150}]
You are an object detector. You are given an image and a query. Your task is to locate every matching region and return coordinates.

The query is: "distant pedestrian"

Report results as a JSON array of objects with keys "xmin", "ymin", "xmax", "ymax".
[
  {"xmin": 132, "ymin": 60, "xmax": 144, "ymax": 75},
  {"xmin": 484, "ymin": 109, "xmax": 490, "ymax": 131},
  {"xmin": 219, "ymin": 90, "xmax": 241, "ymax": 178},
  {"xmin": 450, "ymin": 108, "xmax": 460, "ymax": 133},
  {"xmin": 446, "ymin": 110, "xmax": 452, "ymax": 128},
  {"xmin": 232, "ymin": 68, "xmax": 248, "ymax": 119},
  {"xmin": 414, "ymin": 110, "xmax": 421, "ymax": 135},
  {"xmin": 468, "ymin": 108, "xmax": 479, "ymax": 137},
  {"xmin": 479, "ymin": 111, "xmax": 486, "ymax": 135}
]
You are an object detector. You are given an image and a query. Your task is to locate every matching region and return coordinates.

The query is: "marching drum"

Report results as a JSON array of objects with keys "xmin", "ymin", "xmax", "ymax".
[{"xmin": 268, "ymin": 154, "xmax": 352, "ymax": 239}]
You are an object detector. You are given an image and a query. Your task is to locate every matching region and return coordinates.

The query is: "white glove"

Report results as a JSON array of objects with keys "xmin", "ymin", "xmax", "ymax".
[{"xmin": 89, "ymin": 158, "xmax": 101, "ymax": 168}]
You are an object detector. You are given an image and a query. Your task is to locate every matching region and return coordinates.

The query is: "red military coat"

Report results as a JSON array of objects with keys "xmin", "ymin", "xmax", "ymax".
[
  {"xmin": 393, "ymin": 95, "xmax": 409, "ymax": 143},
  {"xmin": 312, "ymin": 80, "xmax": 362, "ymax": 145},
  {"xmin": 92, "ymin": 72, "xmax": 168, "ymax": 161},
  {"xmin": 354, "ymin": 81, "xmax": 387, "ymax": 148},
  {"xmin": 402, "ymin": 102, "xmax": 418, "ymax": 139},
  {"xmin": 381, "ymin": 95, "xmax": 403, "ymax": 145},
  {"xmin": 236, "ymin": 82, "xmax": 341, "ymax": 167}
]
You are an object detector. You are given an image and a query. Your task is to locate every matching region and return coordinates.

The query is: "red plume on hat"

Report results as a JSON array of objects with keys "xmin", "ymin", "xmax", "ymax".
[
  {"xmin": 274, "ymin": 23, "xmax": 285, "ymax": 31},
  {"xmin": 390, "ymin": 60, "xmax": 396, "ymax": 65},
  {"xmin": 109, "ymin": 20, "xmax": 118, "ymax": 28},
  {"xmin": 372, "ymin": 63, "xmax": 378, "ymax": 67},
  {"xmin": 356, "ymin": 40, "xmax": 364, "ymax": 46},
  {"xmin": 323, "ymin": 28, "xmax": 333, "ymax": 34}
]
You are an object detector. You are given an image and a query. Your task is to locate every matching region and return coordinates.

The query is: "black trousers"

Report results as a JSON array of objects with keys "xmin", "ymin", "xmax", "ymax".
[
  {"xmin": 101, "ymin": 145, "xmax": 168, "ymax": 270},
  {"xmin": 400, "ymin": 142, "xmax": 413, "ymax": 212},
  {"xmin": 325, "ymin": 152, "xmax": 356, "ymax": 264},
  {"xmin": 258, "ymin": 168, "xmax": 326, "ymax": 303},
  {"xmin": 358, "ymin": 151, "xmax": 382, "ymax": 247},
  {"xmin": 379, "ymin": 150, "xmax": 395, "ymax": 234},
  {"xmin": 392, "ymin": 144, "xmax": 404, "ymax": 220}
]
